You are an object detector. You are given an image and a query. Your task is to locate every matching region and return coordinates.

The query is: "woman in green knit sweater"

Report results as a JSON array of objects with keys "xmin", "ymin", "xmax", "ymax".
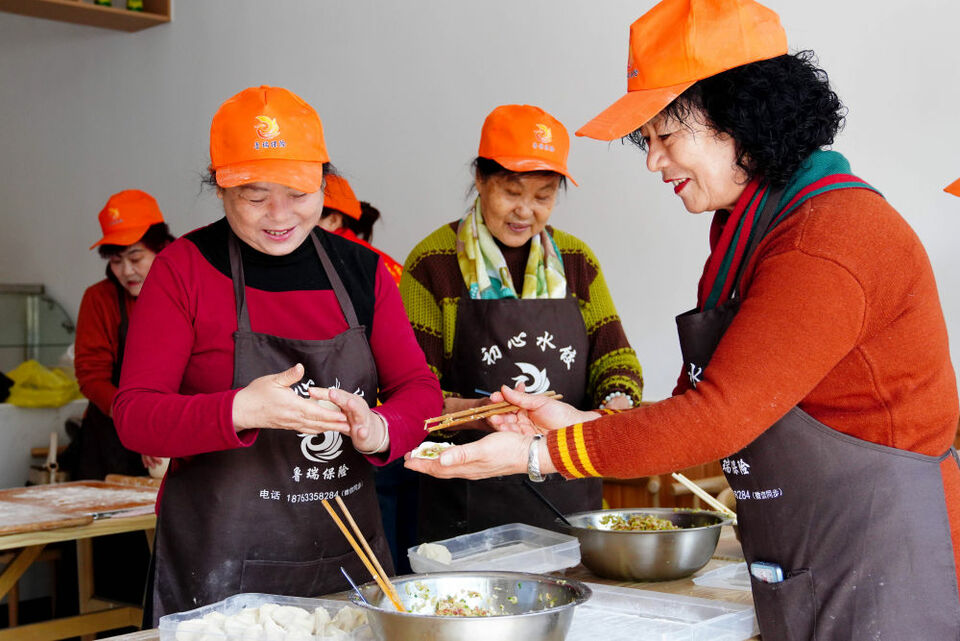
[{"xmin": 400, "ymin": 104, "xmax": 643, "ymax": 540}]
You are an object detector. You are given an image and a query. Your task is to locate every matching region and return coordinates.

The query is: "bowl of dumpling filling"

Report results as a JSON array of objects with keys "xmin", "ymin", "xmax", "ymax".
[
  {"xmin": 560, "ymin": 508, "xmax": 733, "ymax": 581},
  {"xmin": 350, "ymin": 571, "xmax": 590, "ymax": 641}
]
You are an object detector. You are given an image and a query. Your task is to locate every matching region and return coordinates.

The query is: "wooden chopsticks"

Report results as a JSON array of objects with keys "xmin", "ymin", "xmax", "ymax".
[
  {"xmin": 670, "ymin": 472, "xmax": 738, "ymax": 523},
  {"xmin": 321, "ymin": 496, "xmax": 406, "ymax": 612},
  {"xmin": 423, "ymin": 391, "xmax": 563, "ymax": 432}
]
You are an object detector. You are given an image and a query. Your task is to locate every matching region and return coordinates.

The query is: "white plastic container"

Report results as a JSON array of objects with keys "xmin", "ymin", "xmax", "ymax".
[
  {"xmin": 692, "ymin": 562, "xmax": 752, "ymax": 592},
  {"xmin": 566, "ymin": 583, "xmax": 758, "ymax": 641},
  {"xmin": 407, "ymin": 522, "xmax": 581, "ymax": 574},
  {"xmin": 158, "ymin": 592, "xmax": 374, "ymax": 641}
]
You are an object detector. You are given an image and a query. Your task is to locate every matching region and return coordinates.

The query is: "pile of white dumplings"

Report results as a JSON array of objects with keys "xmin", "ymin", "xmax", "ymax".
[{"xmin": 174, "ymin": 603, "xmax": 368, "ymax": 640}]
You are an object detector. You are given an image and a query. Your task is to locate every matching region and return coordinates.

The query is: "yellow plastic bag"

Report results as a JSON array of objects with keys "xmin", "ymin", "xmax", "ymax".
[{"xmin": 5, "ymin": 360, "xmax": 83, "ymax": 408}]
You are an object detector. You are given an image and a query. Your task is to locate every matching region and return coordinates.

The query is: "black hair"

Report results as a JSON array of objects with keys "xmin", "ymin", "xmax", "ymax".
[
  {"xmin": 625, "ymin": 51, "xmax": 846, "ymax": 187},
  {"xmin": 469, "ymin": 157, "xmax": 568, "ymax": 195},
  {"xmin": 201, "ymin": 162, "xmax": 339, "ymax": 191},
  {"xmin": 322, "ymin": 201, "xmax": 381, "ymax": 242},
  {"xmin": 97, "ymin": 222, "xmax": 175, "ymax": 260}
]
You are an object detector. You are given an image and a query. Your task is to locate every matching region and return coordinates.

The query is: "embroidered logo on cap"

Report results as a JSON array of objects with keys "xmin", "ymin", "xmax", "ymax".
[
  {"xmin": 107, "ymin": 207, "xmax": 123, "ymax": 226},
  {"xmin": 533, "ymin": 124, "xmax": 555, "ymax": 152},
  {"xmin": 254, "ymin": 115, "xmax": 280, "ymax": 140},
  {"xmin": 627, "ymin": 50, "xmax": 639, "ymax": 79}
]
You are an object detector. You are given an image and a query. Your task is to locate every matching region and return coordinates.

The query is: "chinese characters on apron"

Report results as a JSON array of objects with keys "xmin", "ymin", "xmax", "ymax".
[
  {"xmin": 419, "ymin": 292, "xmax": 601, "ymax": 542},
  {"xmin": 676, "ymin": 191, "xmax": 960, "ymax": 639},
  {"xmin": 146, "ymin": 232, "xmax": 389, "ymax": 623}
]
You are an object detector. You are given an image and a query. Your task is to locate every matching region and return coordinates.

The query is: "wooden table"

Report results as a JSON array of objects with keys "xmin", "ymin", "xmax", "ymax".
[
  {"xmin": 0, "ymin": 481, "xmax": 158, "ymax": 641},
  {"xmin": 103, "ymin": 526, "xmax": 759, "ymax": 641}
]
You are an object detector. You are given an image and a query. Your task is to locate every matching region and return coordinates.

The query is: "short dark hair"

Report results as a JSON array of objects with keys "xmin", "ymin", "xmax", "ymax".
[
  {"xmin": 321, "ymin": 201, "xmax": 382, "ymax": 242},
  {"xmin": 471, "ymin": 157, "xmax": 567, "ymax": 192},
  {"xmin": 626, "ymin": 51, "xmax": 846, "ymax": 187},
  {"xmin": 97, "ymin": 222, "xmax": 175, "ymax": 259}
]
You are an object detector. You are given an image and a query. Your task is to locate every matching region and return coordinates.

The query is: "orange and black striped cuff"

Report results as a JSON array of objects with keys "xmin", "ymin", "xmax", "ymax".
[{"xmin": 548, "ymin": 423, "xmax": 602, "ymax": 479}]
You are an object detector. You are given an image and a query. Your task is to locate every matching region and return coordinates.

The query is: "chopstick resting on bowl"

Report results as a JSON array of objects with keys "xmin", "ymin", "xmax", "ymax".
[
  {"xmin": 424, "ymin": 391, "xmax": 563, "ymax": 432},
  {"xmin": 670, "ymin": 472, "xmax": 738, "ymax": 523},
  {"xmin": 321, "ymin": 497, "xmax": 406, "ymax": 612}
]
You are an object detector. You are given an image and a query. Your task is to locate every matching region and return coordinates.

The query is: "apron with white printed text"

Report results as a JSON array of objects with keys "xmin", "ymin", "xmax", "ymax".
[
  {"xmin": 418, "ymin": 292, "xmax": 600, "ymax": 542},
  {"xmin": 676, "ymin": 191, "xmax": 960, "ymax": 640},
  {"xmin": 146, "ymin": 231, "xmax": 388, "ymax": 624}
]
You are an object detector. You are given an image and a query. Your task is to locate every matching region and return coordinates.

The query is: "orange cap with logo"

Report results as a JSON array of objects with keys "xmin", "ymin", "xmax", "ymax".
[
  {"xmin": 90, "ymin": 189, "xmax": 165, "ymax": 250},
  {"xmin": 577, "ymin": 0, "xmax": 788, "ymax": 141},
  {"xmin": 945, "ymin": 178, "xmax": 960, "ymax": 197},
  {"xmin": 210, "ymin": 86, "xmax": 329, "ymax": 193},
  {"xmin": 323, "ymin": 175, "xmax": 362, "ymax": 220},
  {"xmin": 478, "ymin": 104, "xmax": 577, "ymax": 186}
]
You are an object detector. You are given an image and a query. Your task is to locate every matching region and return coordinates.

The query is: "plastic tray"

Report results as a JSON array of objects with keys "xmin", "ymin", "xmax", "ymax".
[
  {"xmin": 407, "ymin": 522, "xmax": 581, "ymax": 574},
  {"xmin": 692, "ymin": 562, "xmax": 752, "ymax": 592},
  {"xmin": 566, "ymin": 583, "xmax": 757, "ymax": 641},
  {"xmin": 158, "ymin": 592, "xmax": 374, "ymax": 641}
]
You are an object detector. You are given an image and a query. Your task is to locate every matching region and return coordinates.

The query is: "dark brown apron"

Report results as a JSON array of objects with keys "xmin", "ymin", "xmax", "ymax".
[
  {"xmin": 676, "ymin": 191, "xmax": 960, "ymax": 640},
  {"xmin": 418, "ymin": 290, "xmax": 601, "ymax": 542},
  {"xmin": 76, "ymin": 280, "xmax": 147, "ymax": 480},
  {"xmin": 145, "ymin": 231, "xmax": 390, "ymax": 624}
]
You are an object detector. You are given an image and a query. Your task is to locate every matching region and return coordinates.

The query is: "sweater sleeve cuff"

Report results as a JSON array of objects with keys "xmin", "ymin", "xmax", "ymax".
[
  {"xmin": 546, "ymin": 423, "xmax": 604, "ymax": 479},
  {"xmin": 221, "ymin": 388, "xmax": 258, "ymax": 448}
]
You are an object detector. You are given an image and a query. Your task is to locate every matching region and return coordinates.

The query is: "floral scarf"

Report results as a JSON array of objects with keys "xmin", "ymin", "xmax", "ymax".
[{"xmin": 456, "ymin": 198, "xmax": 567, "ymax": 299}]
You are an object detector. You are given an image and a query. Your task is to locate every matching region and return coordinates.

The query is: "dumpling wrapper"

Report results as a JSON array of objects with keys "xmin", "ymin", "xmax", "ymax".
[
  {"xmin": 416, "ymin": 542, "xmax": 453, "ymax": 565},
  {"xmin": 316, "ymin": 399, "xmax": 342, "ymax": 412},
  {"xmin": 410, "ymin": 441, "xmax": 455, "ymax": 460}
]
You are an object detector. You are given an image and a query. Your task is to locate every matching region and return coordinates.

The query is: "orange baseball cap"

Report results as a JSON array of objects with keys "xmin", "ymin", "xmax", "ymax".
[
  {"xmin": 577, "ymin": 0, "xmax": 788, "ymax": 140},
  {"xmin": 478, "ymin": 104, "xmax": 577, "ymax": 186},
  {"xmin": 210, "ymin": 86, "xmax": 329, "ymax": 193},
  {"xmin": 90, "ymin": 189, "xmax": 165, "ymax": 250},
  {"xmin": 323, "ymin": 175, "xmax": 362, "ymax": 220},
  {"xmin": 945, "ymin": 178, "xmax": 960, "ymax": 197}
]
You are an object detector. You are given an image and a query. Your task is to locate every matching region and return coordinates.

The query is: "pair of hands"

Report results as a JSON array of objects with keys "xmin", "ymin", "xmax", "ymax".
[
  {"xmin": 231, "ymin": 363, "xmax": 388, "ymax": 454},
  {"xmin": 404, "ymin": 385, "xmax": 600, "ymax": 480}
]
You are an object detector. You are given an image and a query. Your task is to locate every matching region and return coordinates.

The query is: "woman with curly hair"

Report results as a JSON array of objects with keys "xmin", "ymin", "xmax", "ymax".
[{"xmin": 407, "ymin": 0, "xmax": 960, "ymax": 638}]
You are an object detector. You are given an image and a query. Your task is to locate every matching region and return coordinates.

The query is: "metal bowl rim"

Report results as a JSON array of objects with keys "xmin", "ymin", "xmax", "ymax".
[
  {"xmin": 560, "ymin": 507, "xmax": 733, "ymax": 533},
  {"xmin": 349, "ymin": 570, "xmax": 592, "ymax": 620}
]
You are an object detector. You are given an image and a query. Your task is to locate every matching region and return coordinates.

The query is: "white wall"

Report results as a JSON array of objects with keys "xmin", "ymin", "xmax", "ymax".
[{"xmin": 1, "ymin": 0, "xmax": 959, "ymax": 400}]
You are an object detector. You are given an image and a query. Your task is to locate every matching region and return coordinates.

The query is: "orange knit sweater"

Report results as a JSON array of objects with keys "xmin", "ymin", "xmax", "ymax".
[{"xmin": 547, "ymin": 188, "xmax": 960, "ymax": 578}]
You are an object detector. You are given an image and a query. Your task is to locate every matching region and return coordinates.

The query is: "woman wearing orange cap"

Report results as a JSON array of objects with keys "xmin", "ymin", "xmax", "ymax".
[
  {"xmin": 402, "ymin": 104, "xmax": 644, "ymax": 541},
  {"xmin": 75, "ymin": 189, "xmax": 174, "ymax": 480},
  {"xmin": 319, "ymin": 174, "xmax": 404, "ymax": 285},
  {"xmin": 112, "ymin": 86, "xmax": 440, "ymax": 622},
  {"xmin": 407, "ymin": 1, "xmax": 960, "ymax": 638}
]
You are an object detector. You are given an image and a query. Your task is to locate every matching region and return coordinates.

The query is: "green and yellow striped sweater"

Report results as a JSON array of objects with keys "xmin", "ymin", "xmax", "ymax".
[{"xmin": 400, "ymin": 221, "xmax": 643, "ymax": 408}]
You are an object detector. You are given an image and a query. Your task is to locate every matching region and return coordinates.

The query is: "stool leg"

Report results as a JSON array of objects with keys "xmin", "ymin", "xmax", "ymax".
[{"xmin": 7, "ymin": 582, "xmax": 18, "ymax": 627}]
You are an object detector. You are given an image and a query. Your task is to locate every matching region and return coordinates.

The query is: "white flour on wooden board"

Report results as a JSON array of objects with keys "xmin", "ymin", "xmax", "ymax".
[
  {"xmin": 2, "ymin": 485, "xmax": 157, "ymax": 513},
  {"xmin": 0, "ymin": 500, "xmax": 80, "ymax": 529}
]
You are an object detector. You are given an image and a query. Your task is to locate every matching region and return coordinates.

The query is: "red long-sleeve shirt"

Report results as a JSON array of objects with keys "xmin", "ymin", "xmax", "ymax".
[
  {"xmin": 75, "ymin": 278, "xmax": 135, "ymax": 415},
  {"xmin": 114, "ymin": 219, "xmax": 440, "ymax": 464}
]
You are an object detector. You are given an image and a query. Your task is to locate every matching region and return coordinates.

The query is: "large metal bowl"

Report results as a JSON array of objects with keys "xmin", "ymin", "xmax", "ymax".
[
  {"xmin": 560, "ymin": 508, "xmax": 732, "ymax": 581},
  {"xmin": 350, "ymin": 571, "xmax": 591, "ymax": 641}
]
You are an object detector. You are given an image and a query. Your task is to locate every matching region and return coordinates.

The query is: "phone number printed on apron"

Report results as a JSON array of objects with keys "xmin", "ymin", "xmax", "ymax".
[
  {"xmin": 732, "ymin": 488, "xmax": 784, "ymax": 501},
  {"xmin": 255, "ymin": 482, "xmax": 365, "ymax": 505}
]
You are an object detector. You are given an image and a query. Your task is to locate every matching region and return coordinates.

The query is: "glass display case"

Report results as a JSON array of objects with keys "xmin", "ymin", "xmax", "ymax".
[{"xmin": 0, "ymin": 284, "xmax": 76, "ymax": 373}]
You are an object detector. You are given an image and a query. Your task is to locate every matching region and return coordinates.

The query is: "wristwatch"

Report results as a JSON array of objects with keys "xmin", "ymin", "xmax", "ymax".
[{"xmin": 527, "ymin": 434, "xmax": 545, "ymax": 483}]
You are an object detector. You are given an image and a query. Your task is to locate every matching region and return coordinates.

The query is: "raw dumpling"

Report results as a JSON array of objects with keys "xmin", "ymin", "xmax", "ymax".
[
  {"xmin": 416, "ymin": 542, "xmax": 452, "ymax": 565},
  {"xmin": 330, "ymin": 605, "xmax": 367, "ymax": 632},
  {"xmin": 410, "ymin": 441, "xmax": 455, "ymax": 460}
]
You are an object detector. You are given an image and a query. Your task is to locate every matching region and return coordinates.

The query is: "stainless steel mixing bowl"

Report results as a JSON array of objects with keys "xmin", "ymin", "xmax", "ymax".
[
  {"xmin": 560, "ymin": 508, "xmax": 732, "ymax": 581},
  {"xmin": 350, "ymin": 571, "xmax": 591, "ymax": 641}
]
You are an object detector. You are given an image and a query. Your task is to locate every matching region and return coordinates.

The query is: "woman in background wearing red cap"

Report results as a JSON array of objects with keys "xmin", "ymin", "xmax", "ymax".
[
  {"xmin": 76, "ymin": 189, "xmax": 174, "ymax": 481},
  {"xmin": 402, "ymin": 104, "xmax": 644, "ymax": 542},
  {"xmin": 408, "ymin": 1, "xmax": 960, "ymax": 638},
  {"xmin": 113, "ymin": 86, "xmax": 440, "ymax": 623},
  {"xmin": 319, "ymin": 174, "xmax": 404, "ymax": 285}
]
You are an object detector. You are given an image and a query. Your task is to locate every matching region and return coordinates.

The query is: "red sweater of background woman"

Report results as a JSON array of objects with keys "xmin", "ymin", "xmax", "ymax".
[
  {"xmin": 546, "ymin": 189, "xmax": 960, "ymax": 578},
  {"xmin": 113, "ymin": 219, "xmax": 439, "ymax": 464},
  {"xmin": 75, "ymin": 278, "xmax": 135, "ymax": 415}
]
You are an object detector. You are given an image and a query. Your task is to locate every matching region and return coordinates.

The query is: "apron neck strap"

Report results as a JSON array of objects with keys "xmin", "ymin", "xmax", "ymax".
[
  {"xmin": 227, "ymin": 230, "xmax": 362, "ymax": 333},
  {"xmin": 113, "ymin": 279, "xmax": 129, "ymax": 367}
]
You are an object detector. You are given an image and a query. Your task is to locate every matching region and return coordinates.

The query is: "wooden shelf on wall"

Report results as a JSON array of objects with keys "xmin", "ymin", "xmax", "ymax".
[{"xmin": 0, "ymin": 0, "xmax": 170, "ymax": 32}]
